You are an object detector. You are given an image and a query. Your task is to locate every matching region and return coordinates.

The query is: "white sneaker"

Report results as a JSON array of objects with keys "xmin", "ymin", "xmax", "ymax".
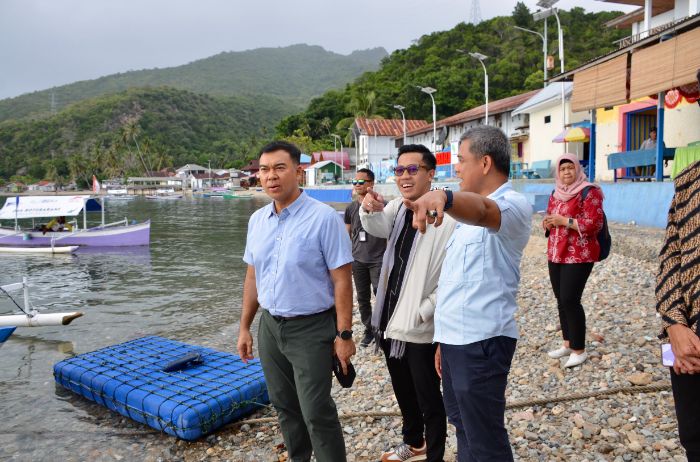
[
  {"xmin": 547, "ymin": 346, "xmax": 572, "ymax": 359},
  {"xmin": 564, "ymin": 351, "xmax": 588, "ymax": 368}
]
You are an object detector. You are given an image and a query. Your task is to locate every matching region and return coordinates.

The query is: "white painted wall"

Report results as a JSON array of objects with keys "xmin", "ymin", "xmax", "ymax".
[{"xmin": 358, "ymin": 134, "xmax": 396, "ymax": 168}]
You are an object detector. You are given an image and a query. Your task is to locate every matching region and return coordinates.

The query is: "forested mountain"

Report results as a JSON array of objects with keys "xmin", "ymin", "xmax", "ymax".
[
  {"xmin": 0, "ymin": 45, "xmax": 387, "ymax": 122},
  {"xmin": 0, "ymin": 87, "xmax": 296, "ymax": 186},
  {"xmin": 276, "ymin": 4, "xmax": 629, "ymax": 142}
]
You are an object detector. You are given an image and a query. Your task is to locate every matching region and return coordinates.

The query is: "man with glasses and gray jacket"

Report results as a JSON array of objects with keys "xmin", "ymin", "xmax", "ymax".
[{"xmin": 361, "ymin": 144, "xmax": 455, "ymax": 462}]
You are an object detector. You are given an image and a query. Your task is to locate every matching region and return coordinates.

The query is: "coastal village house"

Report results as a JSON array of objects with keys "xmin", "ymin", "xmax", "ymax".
[
  {"xmin": 127, "ymin": 171, "xmax": 184, "ymax": 194},
  {"xmin": 304, "ymin": 160, "xmax": 345, "ymax": 186},
  {"xmin": 351, "ymin": 118, "xmax": 429, "ymax": 180},
  {"xmin": 512, "ymin": 83, "xmax": 591, "ymax": 172},
  {"xmin": 552, "ymin": 0, "xmax": 700, "ymax": 181},
  {"xmin": 176, "ymin": 164, "xmax": 208, "ymax": 178},
  {"xmin": 400, "ymin": 90, "xmax": 540, "ymax": 179},
  {"xmin": 27, "ymin": 180, "xmax": 57, "ymax": 192},
  {"xmin": 3, "ymin": 182, "xmax": 26, "ymax": 193}
]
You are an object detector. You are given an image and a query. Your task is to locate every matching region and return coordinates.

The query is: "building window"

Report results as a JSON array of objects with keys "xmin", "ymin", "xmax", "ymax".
[{"xmin": 544, "ymin": 115, "xmax": 551, "ymax": 124}]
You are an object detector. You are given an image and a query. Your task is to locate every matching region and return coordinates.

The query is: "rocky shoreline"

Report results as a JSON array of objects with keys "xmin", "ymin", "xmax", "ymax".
[{"xmin": 162, "ymin": 218, "xmax": 681, "ymax": 461}]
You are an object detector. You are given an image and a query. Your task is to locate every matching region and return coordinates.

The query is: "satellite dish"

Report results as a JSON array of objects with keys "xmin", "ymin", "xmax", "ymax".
[{"xmin": 436, "ymin": 127, "xmax": 448, "ymax": 145}]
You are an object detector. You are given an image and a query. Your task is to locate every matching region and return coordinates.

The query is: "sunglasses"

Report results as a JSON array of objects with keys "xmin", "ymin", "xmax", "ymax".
[
  {"xmin": 393, "ymin": 164, "xmax": 428, "ymax": 176},
  {"xmin": 351, "ymin": 179, "xmax": 367, "ymax": 185}
]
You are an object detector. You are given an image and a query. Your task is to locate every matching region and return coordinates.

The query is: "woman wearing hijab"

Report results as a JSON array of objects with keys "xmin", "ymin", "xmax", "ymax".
[{"xmin": 543, "ymin": 153, "xmax": 605, "ymax": 368}]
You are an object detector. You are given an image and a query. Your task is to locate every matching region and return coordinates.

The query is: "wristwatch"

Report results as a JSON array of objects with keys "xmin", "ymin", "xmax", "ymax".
[
  {"xmin": 444, "ymin": 189, "xmax": 454, "ymax": 211},
  {"xmin": 567, "ymin": 217, "xmax": 574, "ymax": 228},
  {"xmin": 337, "ymin": 329, "xmax": 353, "ymax": 340}
]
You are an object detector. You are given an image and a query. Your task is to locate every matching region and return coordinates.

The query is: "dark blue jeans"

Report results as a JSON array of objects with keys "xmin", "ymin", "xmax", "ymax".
[{"xmin": 441, "ymin": 336, "xmax": 517, "ymax": 462}]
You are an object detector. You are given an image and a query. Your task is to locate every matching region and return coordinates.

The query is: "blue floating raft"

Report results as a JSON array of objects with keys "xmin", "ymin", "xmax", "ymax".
[{"xmin": 53, "ymin": 336, "xmax": 269, "ymax": 440}]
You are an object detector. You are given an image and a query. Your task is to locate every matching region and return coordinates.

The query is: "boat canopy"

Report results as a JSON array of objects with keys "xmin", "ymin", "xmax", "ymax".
[{"xmin": 0, "ymin": 196, "xmax": 102, "ymax": 220}]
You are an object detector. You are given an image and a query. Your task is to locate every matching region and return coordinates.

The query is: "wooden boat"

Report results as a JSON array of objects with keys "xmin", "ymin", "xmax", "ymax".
[
  {"xmin": 0, "ymin": 245, "xmax": 78, "ymax": 254},
  {"xmin": 0, "ymin": 195, "xmax": 150, "ymax": 247},
  {"xmin": 223, "ymin": 193, "xmax": 253, "ymax": 199},
  {"xmin": 145, "ymin": 194, "xmax": 182, "ymax": 200}
]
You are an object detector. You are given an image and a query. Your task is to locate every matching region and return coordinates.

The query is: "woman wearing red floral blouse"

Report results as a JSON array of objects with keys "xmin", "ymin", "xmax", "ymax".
[{"xmin": 542, "ymin": 153, "xmax": 605, "ymax": 368}]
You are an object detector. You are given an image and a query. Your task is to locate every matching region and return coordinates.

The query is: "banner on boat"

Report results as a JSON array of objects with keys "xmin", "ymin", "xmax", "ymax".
[{"xmin": 0, "ymin": 196, "xmax": 90, "ymax": 219}]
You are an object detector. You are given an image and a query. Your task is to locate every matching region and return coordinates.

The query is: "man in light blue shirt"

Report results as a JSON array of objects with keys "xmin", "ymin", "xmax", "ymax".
[
  {"xmin": 237, "ymin": 141, "xmax": 355, "ymax": 462},
  {"xmin": 404, "ymin": 126, "xmax": 532, "ymax": 462}
]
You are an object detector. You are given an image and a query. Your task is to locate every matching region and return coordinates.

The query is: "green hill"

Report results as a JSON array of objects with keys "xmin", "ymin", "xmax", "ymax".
[
  {"xmin": 276, "ymin": 5, "xmax": 629, "ymax": 141},
  {"xmin": 0, "ymin": 87, "xmax": 296, "ymax": 185},
  {"xmin": 0, "ymin": 44, "xmax": 387, "ymax": 123}
]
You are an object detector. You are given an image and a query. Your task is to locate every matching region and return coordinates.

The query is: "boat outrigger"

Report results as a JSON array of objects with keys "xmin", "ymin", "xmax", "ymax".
[
  {"xmin": 0, "ymin": 277, "xmax": 83, "ymax": 347},
  {"xmin": 0, "ymin": 195, "xmax": 150, "ymax": 248}
]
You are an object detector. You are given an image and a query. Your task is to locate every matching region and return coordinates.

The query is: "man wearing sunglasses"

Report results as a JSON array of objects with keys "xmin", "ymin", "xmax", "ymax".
[
  {"xmin": 404, "ymin": 126, "xmax": 532, "ymax": 462},
  {"xmin": 344, "ymin": 169, "xmax": 387, "ymax": 348},
  {"xmin": 360, "ymin": 144, "xmax": 454, "ymax": 462}
]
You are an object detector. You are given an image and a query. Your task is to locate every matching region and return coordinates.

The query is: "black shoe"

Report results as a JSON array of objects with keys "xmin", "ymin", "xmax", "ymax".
[{"xmin": 360, "ymin": 332, "xmax": 374, "ymax": 347}]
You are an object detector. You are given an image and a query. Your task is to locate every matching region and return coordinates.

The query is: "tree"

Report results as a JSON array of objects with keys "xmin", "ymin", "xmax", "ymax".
[{"xmin": 512, "ymin": 2, "xmax": 533, "ymax": 29}]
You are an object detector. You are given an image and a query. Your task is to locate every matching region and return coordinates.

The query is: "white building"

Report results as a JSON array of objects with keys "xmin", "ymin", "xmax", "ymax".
[
  {"xmin": 350, "ymin": 118, "xmax": 429, "ymax": 178},
  {"xmin": 401, "ymin": 90, "xmax": 541, "ymax": 178},
  {"xmin": 175, "ymin": 164, "xmax": 208, "ymax": 179},
  {"xmin": 512, "ymin": 83, "xmax": 590, "ymax": 166}
]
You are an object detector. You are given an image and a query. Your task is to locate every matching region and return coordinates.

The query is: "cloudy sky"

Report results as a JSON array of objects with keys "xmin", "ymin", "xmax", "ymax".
[{"xmin": 0, "ymin": 0, "xmax": 636, "ymax": 99}]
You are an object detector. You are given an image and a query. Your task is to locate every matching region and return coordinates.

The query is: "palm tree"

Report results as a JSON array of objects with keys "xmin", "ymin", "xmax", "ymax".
[{"xmin": 336, "ymin": 91, "xmax": 384, "ymax": 146}]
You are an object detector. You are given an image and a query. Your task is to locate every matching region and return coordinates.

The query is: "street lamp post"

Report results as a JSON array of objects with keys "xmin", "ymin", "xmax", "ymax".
[
  {"xmin": 534, "ymin": 1, "xmax": 566, "ymax": 139},
  {"xmin": 393, "ymin": 104, "xmax": 407, "ymax": 144},
  {"xmin": 469, "ymin": 52, "xmax": 489, "ymax": 125},
  {"xmin": 513, "ymin": 25, "xmax": 547, "ymax": 86},
  {"xmin": 330, "ymin": 134, "xmax": 343, "ymax": 153},
  {"xmin": 416, "ymin": 86, "xmax": 437, "ymax": 153}
]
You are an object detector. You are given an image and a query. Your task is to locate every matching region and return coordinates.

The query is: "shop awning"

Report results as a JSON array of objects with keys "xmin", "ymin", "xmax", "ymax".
[
  {"xmin": 553, "ymin": 127, "xmax": 591, "ymax": 143},
  {"xmin": 0, "ymin": 195, "xmax": 101, "ymax": 220},
  {"xmin": 630, "ymin": 27, "xmax": 700, "ymax": 100},
  {"xmin": 571, "ymin": 54, "xmax": 629, "ymax": 112}
]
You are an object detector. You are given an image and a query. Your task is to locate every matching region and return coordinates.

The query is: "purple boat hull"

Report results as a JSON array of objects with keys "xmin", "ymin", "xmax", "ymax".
[{"xmin": 0, "ymin": 221, "xmax": 150, "ymax": 247}]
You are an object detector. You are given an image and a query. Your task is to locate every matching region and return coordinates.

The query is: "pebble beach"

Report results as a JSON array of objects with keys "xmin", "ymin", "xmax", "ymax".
[{"xmin": 123, "ymin": 218, "xmax": 683, "ymax": 461}]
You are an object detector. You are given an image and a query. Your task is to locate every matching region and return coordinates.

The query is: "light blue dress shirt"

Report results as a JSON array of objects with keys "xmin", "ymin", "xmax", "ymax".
[
  {"xmin": 243, "ymin": 191, "xmax": 353, "ymax": 317},
  {"xmin": 434, "ymin": 182, "xmax": 532, "ymax": 345}
]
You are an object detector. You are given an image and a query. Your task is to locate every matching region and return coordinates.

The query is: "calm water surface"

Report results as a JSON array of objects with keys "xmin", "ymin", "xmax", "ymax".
[{"xmin": 0, "ymin": 195, "xmax": 284, "ymax": 460}]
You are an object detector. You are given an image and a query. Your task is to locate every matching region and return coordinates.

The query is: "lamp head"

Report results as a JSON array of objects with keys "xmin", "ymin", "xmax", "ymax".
[
  {"xmin": 536, "ymin": 0, "xmax": 559, "ymax": 7},
  {"xmin": 393, "ymin": 104, "xmax": 405, "ymax": 110},
  {"xmin": 420, "ymin": 86, "xmax": 437, "ymax": 95},
  {"xmin": 533, "ymin": 8, "xmax": 557, "ymax": 21},
  {"xmin": 469, "ymin": 52, "xmax": 488, "ymax": 61}
]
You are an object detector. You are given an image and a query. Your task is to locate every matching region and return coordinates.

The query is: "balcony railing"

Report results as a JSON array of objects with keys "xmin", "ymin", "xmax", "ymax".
[{"xmin": 614, "ymin": 16, "xmax": 688, "ymax": 48}]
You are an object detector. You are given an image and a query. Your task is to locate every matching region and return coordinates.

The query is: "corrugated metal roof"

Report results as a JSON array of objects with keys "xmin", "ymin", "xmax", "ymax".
[
  {"xmin": 355, "ymin": 118, "xmax": 429, "ymax": 136},
  {"xmin": 512, "ymin": 83, "xmax": 573, "ymax": 116},
  {"xmin": 403, "ymin": 89, "xmax": 541, "ymax": 137},
  {"xmin": 305, "ymin": 160, "xmax": 344, "ymax": 170}
]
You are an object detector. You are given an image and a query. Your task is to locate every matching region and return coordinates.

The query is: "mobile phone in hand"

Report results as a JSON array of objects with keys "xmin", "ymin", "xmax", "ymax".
[{"xmin": 661, "ymin": 343, "xmax": 675, "ymax": 367}]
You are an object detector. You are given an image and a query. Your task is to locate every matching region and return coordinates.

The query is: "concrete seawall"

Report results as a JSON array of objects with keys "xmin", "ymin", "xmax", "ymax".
[{"xmin": 313, "ymin": 180, "xmax": 674, "ymax": 229}]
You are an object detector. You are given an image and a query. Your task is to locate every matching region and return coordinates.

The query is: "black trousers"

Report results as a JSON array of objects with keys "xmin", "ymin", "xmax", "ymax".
[
  {"xmin": 352, "ymin": 260, "xmax": 381, "ymax": 336},
  {"xmin": 548, "ymin": 261, "xmax": 594, "ymax": 350},
  {"xmin": 381, "ymin": 339, "xmax": 446, "ymax": 462},
  {"xmin": 442, "ymin": 337, "xmax": 517, "ymax": 462},
  {"xmin": 671, "ymin": 369, "xmax": 700, "ymax": 461}
]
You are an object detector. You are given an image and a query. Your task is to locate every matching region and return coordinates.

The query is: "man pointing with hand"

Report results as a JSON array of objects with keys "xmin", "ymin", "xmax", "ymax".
[
  {"xmin": 360, "ymin": 144, "xmax": 454, "ymax": 462},
  {"xmin": 404, "ymin": 126, "xmax": 531, "ymax": 462}
]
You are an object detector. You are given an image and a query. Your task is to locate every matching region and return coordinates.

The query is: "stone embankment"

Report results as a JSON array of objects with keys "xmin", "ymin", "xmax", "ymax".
[{"xmin": 170, "ymin": 218, "xmax": 683, "ymax": 462}]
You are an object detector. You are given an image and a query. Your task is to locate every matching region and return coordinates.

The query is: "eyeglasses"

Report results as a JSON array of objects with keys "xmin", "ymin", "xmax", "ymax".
[
  {"xmin": 393, "ymin": 164, "xmax": 428, "ymax": 177},
  {"xmin": 351, "ymin": 179, "xmax": 367, "ymax": 185}
]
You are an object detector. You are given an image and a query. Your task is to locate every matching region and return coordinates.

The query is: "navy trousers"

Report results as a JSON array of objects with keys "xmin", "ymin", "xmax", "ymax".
[{"xmin": 441, "ymin": 336, "xmax": 517, "ymax": 462}]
